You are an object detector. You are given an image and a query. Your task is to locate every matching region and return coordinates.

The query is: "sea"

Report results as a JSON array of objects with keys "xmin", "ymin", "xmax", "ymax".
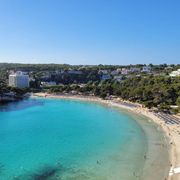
[{"xmin": 0, "ymin": 98, "xmax": 170, "ymax": 180}]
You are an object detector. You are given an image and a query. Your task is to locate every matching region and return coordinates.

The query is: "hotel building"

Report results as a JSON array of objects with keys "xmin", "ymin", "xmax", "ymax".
[{"xmin": 9, "ymin": 71, "xmax": 29, "ymax": 88}]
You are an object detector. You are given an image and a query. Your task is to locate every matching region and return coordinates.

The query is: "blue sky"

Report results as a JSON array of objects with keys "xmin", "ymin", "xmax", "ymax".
[{"xmin": 0, "ymin": 0, "xmax": 179, "ymax": 65}]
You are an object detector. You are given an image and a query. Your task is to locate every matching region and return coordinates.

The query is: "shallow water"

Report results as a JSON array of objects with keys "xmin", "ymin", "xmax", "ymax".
[{"xmin": 0, "ymin": 98, "xmax": 169, "ymax": 180}]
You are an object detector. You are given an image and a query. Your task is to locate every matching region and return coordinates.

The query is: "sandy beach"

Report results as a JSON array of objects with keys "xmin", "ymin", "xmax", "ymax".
[{"xmin": 32, "ymin": 93, "xmax": 180, "ymax": 180}]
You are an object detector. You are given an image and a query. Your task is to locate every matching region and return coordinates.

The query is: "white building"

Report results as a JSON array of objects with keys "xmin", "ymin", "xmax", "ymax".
[
  {"xmin": 98, "ymin": 70, "xmax": 108, "ymax": 74},
  {"xmin": 130, "ymin": 67, "xmax": 141, "ymax": 73},
  {"xmin": 169, "ymin": 69, "xmax": 180, "ymax": 77},
  {"xmin": 111, "ymin": 70, "xmax": 119, "ymax": 76},
  {"xmin": 121, "ymin": 68, "xmax": 130, "ymax": 75},
  {"xmin": 9, "ymin": 71, "xmax": 29, "ymax": 88},
  {"xmin": 41, "ymin": 81, "xmax": 56, "ymax": 86},
  {"xmin": 141, "ymin": 66, "xmax": 151, "ymax": 73},
  {"xmin": 114, "ymin": 75, "xmax": 123, "ymax": 82},
  {"xmin": 101, "ymin": 74, "xmax": 111, "ymax": 80},
  {"xmin": 68, "ymin": 70, "xmax": 83, "ymax": 75}
]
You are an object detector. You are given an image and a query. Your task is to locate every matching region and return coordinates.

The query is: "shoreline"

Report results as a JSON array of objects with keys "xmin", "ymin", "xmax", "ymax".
[{"xmin": 32, "ymin": 93, "xmax": 180, "ymax": 180}]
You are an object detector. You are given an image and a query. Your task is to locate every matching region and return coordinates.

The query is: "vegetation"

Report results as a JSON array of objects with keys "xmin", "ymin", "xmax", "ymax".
[
  {"xmin": 46, "ymin": 75, "xmax": 180, "ymax": 113},
  {"xmin": 0, "ymin": 63, "xmax": 180, "ymax": 113}
]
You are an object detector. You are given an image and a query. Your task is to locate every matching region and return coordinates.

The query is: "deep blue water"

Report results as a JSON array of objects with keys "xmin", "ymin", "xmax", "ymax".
[{"xmin": 0, "ymin": 98, "xmax": 155, "ymax": 180}]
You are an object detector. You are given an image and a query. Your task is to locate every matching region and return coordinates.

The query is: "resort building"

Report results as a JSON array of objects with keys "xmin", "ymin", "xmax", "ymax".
[
  {"xmin": 68, "ymin": 70, "xmax": 83, "ymax": 75},
  {"xmin": 114, "ymin": 75, "xmax": 123, "ymax": 82},
  {"xmin": 98, "ymin": 70, "xmax": 109, "ymax": 74},
  {"xmin": 101, "ymin": 74, "xmax": 111, "ymax": 80},
  {"xmin": 130, "ymin": 67, "xmax": 141, "ymax": 73},
  {"xmin": 9, "ymin": 71, "xmax": 29, "ymax": 88},
  {"xmin": 141, "ymin": 66, "xmax": 152, "ymax": 73},
  {"xmin": 111, "ymin": 70, "xmax": 119, "ymax": 76},
  {"xmin": 121, "ymin": 68, "xmax": 130, "ymax": 75},
  {"xmin": 169, "ymin": 69, "xmax": 180, "ymax": 77},
  {"xmin": 41, "ymin": 81, "xmax": 57, "ymax": 87}
]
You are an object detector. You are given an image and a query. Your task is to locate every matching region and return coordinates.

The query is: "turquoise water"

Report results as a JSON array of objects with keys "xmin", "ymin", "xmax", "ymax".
[{"xmin": 0, "ymin": 98, "xmax": 168, "ymax": 180}]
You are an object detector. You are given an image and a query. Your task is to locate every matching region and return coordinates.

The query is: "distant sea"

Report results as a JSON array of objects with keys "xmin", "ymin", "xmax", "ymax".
[{"xmin": 0, "ymin": 98, "xmax": 169, "ymax": 180}]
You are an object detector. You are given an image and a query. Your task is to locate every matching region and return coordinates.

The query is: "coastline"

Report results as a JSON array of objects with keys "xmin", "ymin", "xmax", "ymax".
[{"xmin": 32, "ymin": 93, "xmax": 180, "ymax": 180}]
